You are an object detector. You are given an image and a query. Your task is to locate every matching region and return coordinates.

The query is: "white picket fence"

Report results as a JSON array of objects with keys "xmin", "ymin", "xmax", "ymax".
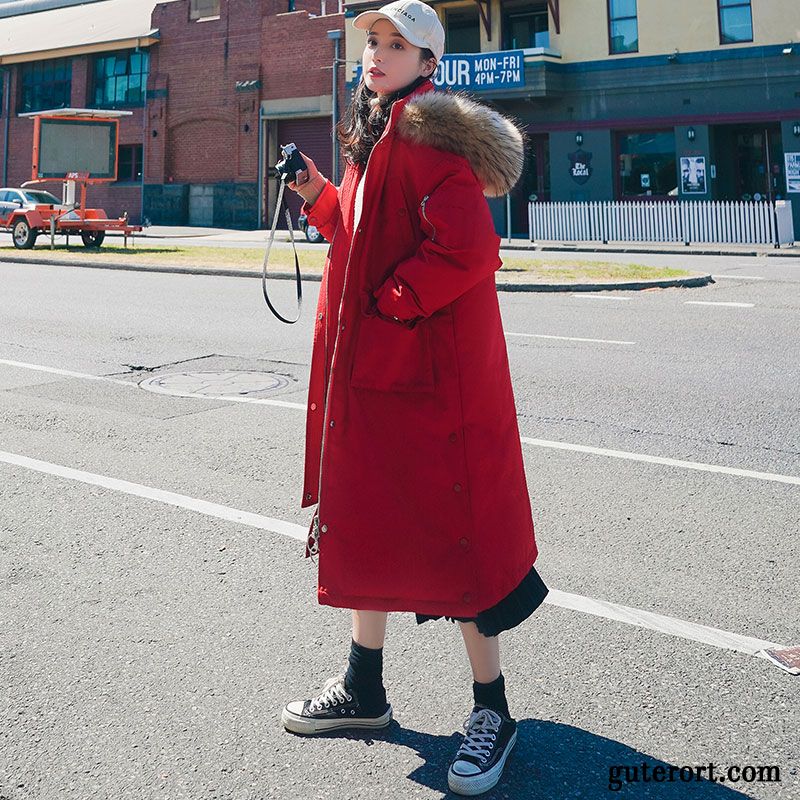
[{"xmin": 528, "ymin": 199, "xmax": 795, "ymax": 246}]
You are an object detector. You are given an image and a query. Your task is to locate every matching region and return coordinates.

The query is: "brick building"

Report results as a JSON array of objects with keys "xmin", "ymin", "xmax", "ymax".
[{"xmin": 0, "ymin": 0, "xmax": 348, "ymax": 229}]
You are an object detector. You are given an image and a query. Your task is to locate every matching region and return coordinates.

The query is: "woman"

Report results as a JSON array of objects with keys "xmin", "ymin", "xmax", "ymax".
[{"xmin": 280, "ymin": 1, "xmax": 548, "ymax": 794}]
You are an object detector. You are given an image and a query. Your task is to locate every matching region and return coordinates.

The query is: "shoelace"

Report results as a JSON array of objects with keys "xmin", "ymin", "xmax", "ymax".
[
  {"xmin": 308, "ymin": 673, "xmax": 352, "ymax": 713},
  {"xmin": 456, "ymin": 707, "xmax": 502, "ymax": 763}
]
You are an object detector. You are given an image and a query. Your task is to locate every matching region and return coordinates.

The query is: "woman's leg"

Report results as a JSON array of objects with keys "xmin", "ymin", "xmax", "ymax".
[
  {"xmin": 352, "ymin": 610, "xmax": 388, "ymax": 648},
  {"xmin": 458, "ymin": 620, "xmax": 500, "ymax": 682}
]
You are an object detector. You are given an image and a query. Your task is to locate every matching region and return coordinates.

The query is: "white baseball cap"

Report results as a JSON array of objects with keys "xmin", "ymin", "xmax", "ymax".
[{"xmin": 353, "ymin": 0, "xmax": 445, "ymax": 62}]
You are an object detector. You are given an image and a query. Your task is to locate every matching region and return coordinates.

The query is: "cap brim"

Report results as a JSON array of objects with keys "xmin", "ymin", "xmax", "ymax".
[{"xmin": 351, "ymin": 10, "xmax": 430, "ymax": 52}]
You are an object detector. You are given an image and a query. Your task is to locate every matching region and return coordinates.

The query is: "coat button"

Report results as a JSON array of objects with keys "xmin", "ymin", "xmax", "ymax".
[
  {"xmin": 330, "ymin": 420, "xmax": 335, "ymax": 427},
  {"xmin": 459, "ymin": 537, "xmax": 469, "ymax": 548},
  {"xmin": 318, "ymin": 313, "xmax": 323, "ymax": 320},
  {"xmin": 340, "ymin": 322, "xmax": 345, "ymax": 330},
  {"xmin": 448, "ymin": 432, "xmax": 457, "ymax": 443},
  {"xmin": 310, "ymin": 403, "xmax": 317, "ymax": 411},
  {"xmin": 305, "ymin": 493, "xmax": 312, "ymax": 500},
  {"xmin": 321, "ymin": 524, "xmax": 328, "ymax": 532},
  {"xmin": 462, "ymin": 592, "xmax": 472, "ymax": 603},
  {"xmin": 453, "ymin": 482, "xmax": 461, "ymax": 492}
]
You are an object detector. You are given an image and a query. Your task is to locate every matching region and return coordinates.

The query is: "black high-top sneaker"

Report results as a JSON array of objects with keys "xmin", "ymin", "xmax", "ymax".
[
  {"xmin": 447, "ymin": 705, "xmax": 518, "ymax": 796},
  {"xmin": 281, "ymin": 671, "xmax": 393, "ymax": 735}
]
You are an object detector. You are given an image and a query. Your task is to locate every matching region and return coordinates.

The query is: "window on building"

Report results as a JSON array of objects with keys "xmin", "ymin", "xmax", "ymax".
[
  {"xmin": 190, "ymin": 0, "xmax": 221, "ymax": 20},
  {"xmin": 608, "ymin": 0, "xmax": 638, "ymax": 54},
  {"xmin": 445, "ymin": 6, "xmax": 481, "ymax": 54},
  {"xmin": 19, "ymin": 58, "xmax": 72, "ymax": 113},
  {"xmin": 93, "ymin": 50, "xmax": 149, "ymax": 107},
  {"xmin": 616, "ymin": 130, "xmax": 677, "ymax": 197},
  {"xmin": 503, "ymin": 3, "xmax": 550, "ymax": 50},
  {"xmin": 718, "ymin": 0, "xmax": 753, "ymax": 44},
  {"xmin": 116, "ymin": 144, "xmax": 143, "ymax": 182}
]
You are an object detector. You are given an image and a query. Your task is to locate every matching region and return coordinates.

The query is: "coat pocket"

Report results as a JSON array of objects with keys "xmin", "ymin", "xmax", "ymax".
[{"xmin": 350, "ymin": 313, "xmax": 435, "ymax": 393}]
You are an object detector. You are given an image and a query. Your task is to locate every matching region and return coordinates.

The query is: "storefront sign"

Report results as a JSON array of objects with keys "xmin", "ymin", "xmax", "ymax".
[
  {"xmin": 568, "ymin": 149, "xmax": 593, "ymax": 184},
  {"xmin": 354, "ymin": 50, "xmax": 525, "ymax": 91},
  {"xmin": 785, "ymin": 153, "xmax": 800, "ymax": 192},
  {"xmin": 680, "ymin": 156, "xmax": 706, "ymax": 194}
]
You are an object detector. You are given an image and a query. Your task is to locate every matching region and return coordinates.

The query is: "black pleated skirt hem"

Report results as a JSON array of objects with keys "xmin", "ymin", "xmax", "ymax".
[{"xmin": 414, "ymin": 563, "xmax": 549, "ymax": 637}]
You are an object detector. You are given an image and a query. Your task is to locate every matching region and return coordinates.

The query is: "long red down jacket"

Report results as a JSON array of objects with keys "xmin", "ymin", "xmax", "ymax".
[{"xmin": 299, "ymin": 77, "xmax": 539, "ymax": 617}]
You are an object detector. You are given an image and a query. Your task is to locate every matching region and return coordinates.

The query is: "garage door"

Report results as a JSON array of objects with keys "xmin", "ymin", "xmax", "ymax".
[{"xmin": 275, "ymin": 117, "xmax": 334, "ymax": 228}]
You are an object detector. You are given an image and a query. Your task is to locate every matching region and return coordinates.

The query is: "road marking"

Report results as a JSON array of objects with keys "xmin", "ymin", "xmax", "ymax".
[
  {"xmin": 684, "ymin": 301, "xmax": 755, "ymax": 307},
  {"xmin": 712, "ymin": 275, "xmax": 765, "ymax": 281},
  {"xmin": 3, "ymin": 357, "xmax": 799, "ymax": 488},
  {"xmin": 505, "ymin": 332, "xmax": 635, "ymax": 345},
  {"xmin": 572, "ymin": 294, "xmax": 631, "ymax": 300},
  {"xmin": 0, "ymin": 448, "xmax": 787, "ymax": 662},
  {"xmin": 520, "ymin": 436, "xmax": 800, "ymax": 487},
  {"xmin": 0, "ymin": 357, "xmax": 306, "ymax": 410}
]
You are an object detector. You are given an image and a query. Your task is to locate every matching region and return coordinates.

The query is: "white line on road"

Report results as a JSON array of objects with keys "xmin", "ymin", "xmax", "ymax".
[
  {"xmin": 712, "ymin": 275, "xmax": 765, "ymax": 281},
  {"xmin": 505, "ymin": 332, "xmax": 636, "ymax": 345},
  {"xmin": 3, "ymin": 357, "xmax": 799, "ymax": 488},
  {"xmin": 0, "ymin": 448, "xmax": 786, "ymax": 662},
  {"xmin": 572, "ymin": 294, "xmax": 631, "ymax": 300},
  {"xmin": 684, "ymin": 301, "xmax": 755, "ymax": 307},
  {"xmin": 0, "ymin": 358, "xmax": 306, "ymax": 410},
  {"xmin": 520, "ymin": 436, "xmax": 800, "ymax": 487}
]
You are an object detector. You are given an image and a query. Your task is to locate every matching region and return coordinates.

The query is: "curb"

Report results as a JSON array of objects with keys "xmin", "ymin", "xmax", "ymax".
[{"xmin": 0, "ymin": 256, "xmax": 714, "ymax": 292}]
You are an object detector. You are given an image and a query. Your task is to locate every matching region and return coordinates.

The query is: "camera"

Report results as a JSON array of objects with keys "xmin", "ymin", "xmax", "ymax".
[{"xmin": 274, "ymin": 142, "xmax": 309, "ymax": 185}]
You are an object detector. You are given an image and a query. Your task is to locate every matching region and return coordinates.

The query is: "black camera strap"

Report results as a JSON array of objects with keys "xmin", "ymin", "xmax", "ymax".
[{"xmin": 261, "ymin": 176, "xmax": 303, "ymax": 324}]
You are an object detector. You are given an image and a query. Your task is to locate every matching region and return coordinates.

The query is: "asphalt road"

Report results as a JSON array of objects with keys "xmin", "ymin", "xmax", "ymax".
[{"xmin": 1, "ymin": 254, "xmax": 798, "ymax": 800}]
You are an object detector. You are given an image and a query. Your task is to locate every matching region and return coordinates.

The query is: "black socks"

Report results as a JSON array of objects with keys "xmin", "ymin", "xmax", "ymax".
[
  {"xmin": 344, "ymin": 638, "xmax": 388, "ymax": 715},
  {"xmin": 473, "ymin": 671, "xmax": 511, "ymax": 719}
]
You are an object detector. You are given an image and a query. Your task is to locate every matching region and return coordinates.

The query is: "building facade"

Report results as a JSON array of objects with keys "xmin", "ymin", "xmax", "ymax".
[
  {"xmin": 345, "ymin": 0, "xmax": 800, "ymax": 238},
  {"xmin": 2, "ymin": 0, "xmax": 798, "ymax": 236}
]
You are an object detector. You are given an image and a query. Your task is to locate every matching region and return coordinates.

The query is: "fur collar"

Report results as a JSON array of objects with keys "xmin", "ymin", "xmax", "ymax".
[{"xmin": 396, "ymin": 90, "xmax": 527, "ymax": 197}]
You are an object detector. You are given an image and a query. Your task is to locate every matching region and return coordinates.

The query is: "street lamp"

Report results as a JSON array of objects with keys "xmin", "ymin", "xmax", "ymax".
[
  {"xmin": 793, "ymin": 122, "xmax": 800, "ymax": 137},
  {"xmin": 687, "ymin": 126, "xmax": 696, "ymax": 141},
  {"xmin": 327, "ymin": 30, "xmax": 343, "ymax": 184},
  {"xmin": 575, "ymin": 132, "xmax": 583, "ymax": 147}
]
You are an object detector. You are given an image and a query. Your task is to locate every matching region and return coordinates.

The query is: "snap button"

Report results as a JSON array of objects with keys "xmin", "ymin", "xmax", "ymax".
[
  {"xmin": 330, "ymin": 420, "xmax": 335, "ymax": 427},
  {"xmin": 318, "ymin": 313, "xmax": 323, "ymax": 320},
  {"xmin": 310, "ymin": 403, "xmax": 317, "ymax": 410},
  {"xmin": 453, "ymin": 482, "xmax": 462, "ymax": 492},
  {"xmin": 459, "ymin": 537, "xmax": 469, "ymax": 548},
  {"xmin": 448, "ymin": 432, "xmax": 457, "ymax": 443},
  {"xmin": 340, "ymin": 323, "xmax": 345, "ymax": 330},
  {"xmin": 321, "ymin": 524, "xmax": 328, "ymax": 532},
  {"xmin": 358, "ymin": 227, "xmax": 363, "ymax": 233},
  {"xmin": 462, "ymin": 592, "xmax": 472, "ymax": 603}
]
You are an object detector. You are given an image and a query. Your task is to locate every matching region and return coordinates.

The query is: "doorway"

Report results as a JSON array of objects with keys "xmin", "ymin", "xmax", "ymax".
[
  {"xmin": 711, "ymin": 123, "xmax": 785, "ymax": 201},
  {"xmin": 508, "ymin": 132, "xmax": 549, "ymax": 237}
]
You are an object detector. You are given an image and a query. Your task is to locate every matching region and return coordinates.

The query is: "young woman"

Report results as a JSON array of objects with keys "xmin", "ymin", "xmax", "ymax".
[{"xmin": 280, "ymin": 1, "xmax": 549, "ymax": 794}]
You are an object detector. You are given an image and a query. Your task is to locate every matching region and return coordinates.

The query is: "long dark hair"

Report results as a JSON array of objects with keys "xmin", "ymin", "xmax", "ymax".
[{"xmin": 337, "ymin": 51, "xmax": 436, "ymax": 167}]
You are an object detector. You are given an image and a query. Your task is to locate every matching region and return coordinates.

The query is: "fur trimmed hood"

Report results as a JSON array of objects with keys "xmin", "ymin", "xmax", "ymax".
[{"xmin": 395, "ymin": 89, "xmax": 527, "ymax": 198}]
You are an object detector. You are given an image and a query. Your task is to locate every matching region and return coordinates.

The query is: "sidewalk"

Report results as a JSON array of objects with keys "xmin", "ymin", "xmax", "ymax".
[{"xmin": 107, "ymin": 224, "xmax": 799, "ymax": 258}]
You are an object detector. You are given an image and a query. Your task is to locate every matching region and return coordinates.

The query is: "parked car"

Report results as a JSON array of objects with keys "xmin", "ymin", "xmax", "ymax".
[
  {"xmin": 0, "ymin": 187, "xmax": 64, "ymax": 212},
  {"xmin": 297, "ymin": 211, "xmax": 326, "ymax": 244}
]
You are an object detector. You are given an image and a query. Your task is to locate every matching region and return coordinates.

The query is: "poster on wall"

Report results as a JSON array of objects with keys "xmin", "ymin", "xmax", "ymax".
[
  {"xmin": 681, "ymin": 156, "xmax": 706, "ymax": 194},
  {"xmin": 785, "ymin": 153, "xmax": 800, "ymax": 192}
]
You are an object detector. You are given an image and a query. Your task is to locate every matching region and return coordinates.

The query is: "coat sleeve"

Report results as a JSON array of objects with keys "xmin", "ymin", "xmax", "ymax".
[
  {"xmin": 300, "ymin": 177, "xmax": 341, "ymax": 243},
  {"xmin": 369, "ymin": 162, "xmax": 501, "ymax": 329}
]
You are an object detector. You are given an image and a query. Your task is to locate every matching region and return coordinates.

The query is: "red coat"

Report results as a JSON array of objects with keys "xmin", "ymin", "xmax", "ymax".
[{"xmin": 299, "ymin": 78, "xmax": 539, "ymax": 617}]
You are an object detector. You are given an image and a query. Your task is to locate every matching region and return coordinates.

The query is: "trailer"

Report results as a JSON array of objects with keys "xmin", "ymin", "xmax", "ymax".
[{"xmin": 0, "ymin": 108, "xmax": 143, "ymax": 249}]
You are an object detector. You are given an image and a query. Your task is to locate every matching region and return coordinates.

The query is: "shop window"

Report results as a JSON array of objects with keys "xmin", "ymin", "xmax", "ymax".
[
  {"xmin": 718, "ymin": 0, "xmax": 753, "ymax": 44},
  {"xmin": 116, "ymin": 144, "xmax": 143, "ymax": 182},
  {"xmin": 616, "ymin": 130, "xmax": 677, "ymax": 198},
  {"xmin": 93, "ymin": 50, "xmax": 149, "ymax": 107},
  {"xmin": 18, "ymin": 58, "xmax": 72, "ymax": 114},
  {"xmin": 608, "ymin": 0, "xmax": 638, "ymax": 54},
  {"xmin": 445, "ymin": 7, "xmax": 481, "ymax": 54},
  {"xmin": 190, "ymin": 0, "xmax": 221, "ymax": 20},
  {"xmin": 503, "ymin": 4, "xmax": 550, "ymax": 50}
]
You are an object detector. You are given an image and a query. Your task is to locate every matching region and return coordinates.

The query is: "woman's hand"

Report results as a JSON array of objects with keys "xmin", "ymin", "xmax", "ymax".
[{"xmin": 285, "ymin": 151, "xmax": 326, "ymax": 206}]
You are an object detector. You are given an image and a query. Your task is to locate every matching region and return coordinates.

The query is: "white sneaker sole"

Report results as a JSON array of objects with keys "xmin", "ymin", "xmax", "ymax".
[
  {"xmin": 281, "ymin": 703, "xmax": 393, "ymax": 735},
  {"xmin": 447, "ymin": 728, "xmax": 517, "ymax": 796}
]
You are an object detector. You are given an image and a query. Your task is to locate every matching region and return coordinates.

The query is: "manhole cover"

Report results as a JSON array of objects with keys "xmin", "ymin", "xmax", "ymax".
[{"xmin": 138, "ymin": 370, "xmax": 290, "ymax": 398}]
